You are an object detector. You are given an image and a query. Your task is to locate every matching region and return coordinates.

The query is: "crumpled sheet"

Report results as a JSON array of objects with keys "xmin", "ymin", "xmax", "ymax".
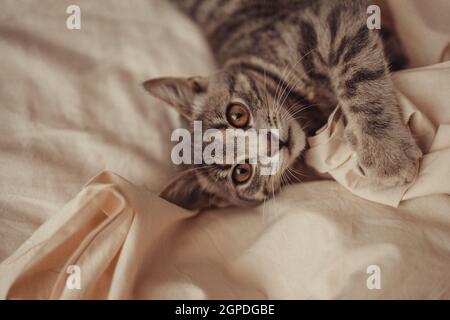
[
  {"xmin": 0, "ymin": 0, "xmax": 450, "ymax": 299},
  {"xmin": 1, "ymin": 170, "xmax": 450, "ymax": 299},
  {"xmin": 0, "ymin": 172, "xmax": 196, "ymax": 299}
]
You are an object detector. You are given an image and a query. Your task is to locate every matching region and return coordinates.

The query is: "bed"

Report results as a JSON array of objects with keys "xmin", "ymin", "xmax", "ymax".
[{"xmin": 0, "ymin": 0, "xmax": 449, "ymax": 299}]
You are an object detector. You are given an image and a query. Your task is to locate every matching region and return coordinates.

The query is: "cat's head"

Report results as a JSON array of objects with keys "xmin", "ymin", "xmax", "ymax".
[{"xmin": 143, "ymin": 67, "xmax": 306, "ymax": 210}]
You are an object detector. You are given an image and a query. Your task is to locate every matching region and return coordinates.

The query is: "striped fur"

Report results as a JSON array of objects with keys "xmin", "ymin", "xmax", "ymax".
[{"xmin": 146, "ymin": 0, "xmax": 421, "ymax": 209}]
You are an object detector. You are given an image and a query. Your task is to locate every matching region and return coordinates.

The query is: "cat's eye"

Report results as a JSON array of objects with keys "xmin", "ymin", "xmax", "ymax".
[
  {"xmin": 226, "ymin": 103, "xmax": 250, "ymax": 128},
  {"xmin": 232, "ymin": 163, "xmax": 252, "ymax": 184}
]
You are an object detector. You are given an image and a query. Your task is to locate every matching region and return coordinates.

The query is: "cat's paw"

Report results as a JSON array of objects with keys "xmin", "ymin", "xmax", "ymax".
[{"xmin": 356, "ymin": 130, "xmax": 422, "ymax": 189}]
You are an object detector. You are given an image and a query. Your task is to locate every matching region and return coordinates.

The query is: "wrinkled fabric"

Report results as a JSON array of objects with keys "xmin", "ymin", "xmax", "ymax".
[{"xmin": 1, "ymin": 171, "xmax": 450, "ymax": 299}]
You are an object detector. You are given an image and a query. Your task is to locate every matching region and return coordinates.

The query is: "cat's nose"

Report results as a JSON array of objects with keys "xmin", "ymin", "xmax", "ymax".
[
  {"xmin": 266, "ymin": 131, "xmax": 284, "ymax": 157},
  {"xmin": 279, "ymin": 137, "xmax": 288, "ymax": 149}
]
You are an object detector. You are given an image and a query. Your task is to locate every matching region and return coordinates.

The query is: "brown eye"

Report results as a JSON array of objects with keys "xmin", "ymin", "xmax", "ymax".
[
  {"xmin": 232, "ymin": 163, "xmax": 253, "ymax": 184},
  {"xmin": 226, "ymin": 103, "xmax": 250, "ymax": 128}
]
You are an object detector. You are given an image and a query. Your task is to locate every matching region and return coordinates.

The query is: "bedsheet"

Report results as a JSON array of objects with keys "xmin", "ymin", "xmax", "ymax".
[{"xmin": 0, "ymin": 0, "xmax": 449, "ymax": 299}]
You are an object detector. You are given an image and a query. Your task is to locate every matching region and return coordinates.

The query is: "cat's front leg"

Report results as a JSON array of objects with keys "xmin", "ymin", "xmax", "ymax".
[
  {"xmin": 329, "ymin": 28, "xmax": 422, "ymax": 187},
  {"xmin": 315, "ymin": 2, "xmax": 422, "ymax": 188}
]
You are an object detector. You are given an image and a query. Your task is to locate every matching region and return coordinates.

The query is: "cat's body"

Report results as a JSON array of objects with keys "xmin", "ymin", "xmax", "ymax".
[{"xmin": 143, "ymin": 0, "xmax": 421, "ymax": 209}]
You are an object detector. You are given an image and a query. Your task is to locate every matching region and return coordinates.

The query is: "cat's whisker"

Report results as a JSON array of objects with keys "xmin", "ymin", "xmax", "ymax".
[
  {"xmin": 275, "ymin": 61, "xmax": 326, "ymax": 118},
  {"xmin": 274, "ymin": 48, "xmax": 316, "ymax": 114},
  {"xmin": 278, "ymin": 104, "xmax": 307, "ymax": 121},
  {"xmin": 281, "ymin": 171, "xmax": 292, "ymax": 186},
  {"xmin": 272, "ymin": 49, "xmax": 308, "ymax": 115},
  {"xmin": 272, "ymin": 57, "xmax": 295, "ymax": 112},
  {"xmin": 287, "ymin": 170, "xmax": 297, "ymax": 185},
  {"xmin": 289, "ymin": 111, "xmax": 314, "ymax": 123},
  {"xmin": 289, "ymin": 103, "xmax": 316, "ymax": 114},
  {"xmin": 279, "ymin": 72, "xmax": 317, "ymax": 117},
  {"xmin": 278, "ymin": 101, "xmax": 300, "ymax": 121},
  {"xmin": 274, "ymin": 55, "xmax": 306, "ymax": 108},
  {"xmin": 276, "ymin": 73, "xmax": 306, "ymax": 114},
  {"xmin": 288, "ymin": 166, "xmax": 309, "ymax": 178},
  {"xmin": 278, "ymin": 103, "xmax": 316, "ymax": 122},
  {"xmin": 292, "ymin": 115, "xmax": 309, "ymax": 122},
  {"xmin": 300, "ymin": 120, "xmax": 313, "ymax": 132},
  {"xmin": 287, "ymin": 168, "xmax": 303, "ymax": 184}
]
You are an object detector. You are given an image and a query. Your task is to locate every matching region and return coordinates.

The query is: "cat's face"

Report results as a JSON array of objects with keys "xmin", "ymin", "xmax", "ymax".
[{"xmin": 144, "ymin": 67, "xmax": 306, "ymax": 210}]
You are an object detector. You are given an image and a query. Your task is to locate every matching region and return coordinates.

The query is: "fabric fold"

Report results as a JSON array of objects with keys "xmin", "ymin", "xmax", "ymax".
[{"xmin": 0, "ymin": 172, "xmax": 195, "ymax": 299}]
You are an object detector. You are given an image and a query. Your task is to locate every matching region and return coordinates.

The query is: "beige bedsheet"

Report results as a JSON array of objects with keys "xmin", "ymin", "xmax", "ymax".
[{"xmin": 0, "ymin": 0, "xmax": 449, "ymax": 299}]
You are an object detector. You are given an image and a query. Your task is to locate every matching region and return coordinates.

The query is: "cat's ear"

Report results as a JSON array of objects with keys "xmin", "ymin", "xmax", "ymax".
[
  {"xmin": 143, "ymin": 76, "xmax": 208, "ymax": 120},
  {"xmin": 160, "ymin": 169, "xmax": 229, "ymax": 210}
]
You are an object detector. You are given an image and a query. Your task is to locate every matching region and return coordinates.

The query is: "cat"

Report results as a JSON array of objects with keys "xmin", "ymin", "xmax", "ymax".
[{"xmin": 143, "ymin": 0, "xmax": 422, "ymax": 210}]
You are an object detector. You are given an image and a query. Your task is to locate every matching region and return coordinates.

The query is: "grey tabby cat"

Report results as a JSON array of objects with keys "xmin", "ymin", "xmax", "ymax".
[{"xmin": 143, "ymin": 0, "xmax": 421, "ymax": 210}]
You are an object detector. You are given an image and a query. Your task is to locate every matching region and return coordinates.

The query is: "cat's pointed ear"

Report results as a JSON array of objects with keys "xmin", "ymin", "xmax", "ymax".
[
  {"xmin": 160, "ymin": 169, "xmax": 229, "ymax": 210},
  {"xmin": 143, "ymin": 76, "xmax": 208, "ymax": 120}
]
